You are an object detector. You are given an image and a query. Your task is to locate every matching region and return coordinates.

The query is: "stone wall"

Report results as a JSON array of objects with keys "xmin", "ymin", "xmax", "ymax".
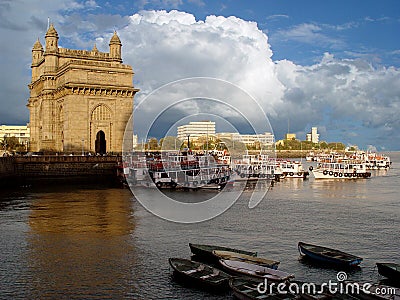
[
  {"xmin": 0, "ymin": 156, "xmax": 122, "ymax": 187},
  {"xmin": 0, "ymin": 157, "xmax": 16, "ymax": 181}
]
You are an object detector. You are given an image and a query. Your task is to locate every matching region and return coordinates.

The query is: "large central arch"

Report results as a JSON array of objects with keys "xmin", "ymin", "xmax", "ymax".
[
  {"xmin": 90, "ymin": 104, "xmax": 112, "ymax": 154},
  {"xmin": 95, "ymin": 130, "xmax": 106, "ymax": 154}
]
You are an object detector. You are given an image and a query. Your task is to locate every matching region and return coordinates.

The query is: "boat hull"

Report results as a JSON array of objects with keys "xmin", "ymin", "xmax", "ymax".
[
  {"xmin": 213, "ymin": 250, "xmax": 279, "ymax": 269},
  {"xmin": 189, "ymin": 243, "xmax": 257, "ymax": 262},
  {"xmin": 219, "ymin": 259, "xmax": 294, "ymax": 282},
  {"xmin": 312, "ymin": 170, "xmax": 371, "ymax": 180},
  {"xmin": 377, "ymin": 263, "xmax": 400, "ymax": 281},
  {"xmin": 168, "ymin": 258, "xmax": 230, "ymax": 292},
  {"xmin": 229, "ymin": 277, "xmax": 266, "ymax": 300},
  {"xmin": 298, "ymin": 242, "xmax": 363, "ymax": 267}
]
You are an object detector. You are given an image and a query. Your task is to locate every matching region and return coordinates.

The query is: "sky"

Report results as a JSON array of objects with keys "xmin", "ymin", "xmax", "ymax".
[{"xmin": 1, "ymin": 0, "xmax": 400, "ymax": 150}]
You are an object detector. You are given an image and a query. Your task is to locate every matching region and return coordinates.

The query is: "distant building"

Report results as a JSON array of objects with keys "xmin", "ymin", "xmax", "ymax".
[
  {"xmin": 306, "ymin": 127, "xmax": 319, "ymax": 143},
  {"xmin": 216, "ymin": 132, "xmax": 274, "ymax": 147},
  {"xmin": 0, "ymin": 124, "xmax": 30, "ymax": 147},
  {"xmin": 177, "ymin": 121, "xmax": 216, "ymax": 141},
  {"xmin": 285, "ymin": 133, "xmax": 296, "ymax": 140}
]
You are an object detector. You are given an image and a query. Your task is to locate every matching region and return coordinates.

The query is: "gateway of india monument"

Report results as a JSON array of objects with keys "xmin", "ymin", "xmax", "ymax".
[{"xmin": 28, "ymin": 24, "xmax": 138, "ymax": 154}]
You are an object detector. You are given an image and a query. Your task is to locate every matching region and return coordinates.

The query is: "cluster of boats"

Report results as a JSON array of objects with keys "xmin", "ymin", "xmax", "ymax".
[
  {"xmin": 122, "ymin": 151, "xmax": 312, "ymax": 190},
  {"xmin": 169, "ymin": 242, "xmax": 400, "ymax": 299},
  {"xmin": 121, "ymin": 149, "xmax": 392, "ymax": 189}
]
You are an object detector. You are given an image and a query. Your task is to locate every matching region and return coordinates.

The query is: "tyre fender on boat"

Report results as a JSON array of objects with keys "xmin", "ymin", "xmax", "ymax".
[
  {"xmin": 289, "ymin": 172, "xmax": 294, "ymax": 176},
  {"xmin": 309, "ymin": 166, "xmax": 313, "ymax": 171},
  {"xmin": 323, "ymin": 170, "xmax": 328, "ymax": 175}
]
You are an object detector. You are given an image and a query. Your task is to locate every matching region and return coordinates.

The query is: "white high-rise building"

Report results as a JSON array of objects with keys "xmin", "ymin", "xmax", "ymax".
[
  {"xmin": 177, "ymin": 121, "xmax": 216, "ymax": 141},
  {"xmin": 306, "ymin": 127, "xmax": 319, "ymax": 143}
]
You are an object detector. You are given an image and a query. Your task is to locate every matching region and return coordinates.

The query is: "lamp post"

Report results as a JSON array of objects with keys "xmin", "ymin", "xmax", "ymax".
[
  {"xmin": 206, "ymin": 123, "xmax": 209, "ymax": 153},
  {"xmin": 81, "ymin": 138, "xmax": 84, "ymax": 156}
]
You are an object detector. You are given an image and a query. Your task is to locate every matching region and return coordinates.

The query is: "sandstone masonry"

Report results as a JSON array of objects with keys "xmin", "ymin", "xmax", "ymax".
[{"xmin": 28, "ymin": 24, "xmax": 138, "ymax": 153}]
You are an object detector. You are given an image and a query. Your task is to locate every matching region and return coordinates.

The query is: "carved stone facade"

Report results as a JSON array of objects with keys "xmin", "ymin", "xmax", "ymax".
[{"xmin": 28, "ymin": 24, "xmax": 138, "ymax": 153}]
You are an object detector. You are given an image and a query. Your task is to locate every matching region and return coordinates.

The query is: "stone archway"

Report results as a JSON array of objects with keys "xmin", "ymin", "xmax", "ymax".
[
  {"xmin": 90, "ymin": 104, "xmax": 112, "ymax": 154},
  {"xmin": 95, "ymin": 130, "xmax": 106, "ymax": 154}
]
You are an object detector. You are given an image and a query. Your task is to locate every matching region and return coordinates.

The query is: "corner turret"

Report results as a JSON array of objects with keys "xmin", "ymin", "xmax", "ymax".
[
  {"xmin": 109, "ymin": 31, "xmax": 122, "ymax": 62},
  {"xmin": 44, "ymin": 23, "xmax": 59, "ymax": 72},
  {"xmin": 32, "ymin": 38, "xmax": 44, "ymax": 64},
  {"xmin": 31, "ymin": 38, "xmax": 44, "ymax": 82},
  {"xmin": 45, "ymin": 23, "xmax": 59, "ymax": 52}
]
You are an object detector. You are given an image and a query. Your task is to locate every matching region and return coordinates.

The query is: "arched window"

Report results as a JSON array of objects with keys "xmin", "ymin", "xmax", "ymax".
[{"xmin": 91, "ymin": 104, "xmax": 111, "ymax": 121}]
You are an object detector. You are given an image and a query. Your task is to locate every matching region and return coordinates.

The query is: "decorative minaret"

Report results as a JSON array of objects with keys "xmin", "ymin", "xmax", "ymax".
[
  {"xmin": 31, "ymin": 38, "xmax": 43, "ymax": 81},
  {"xmin": 109, "ymin": 31, "xmax": 122, "ymax": 62},
  {"xmin": 44, "ymin": 23, "xmax": 59, "ymax": 72}
]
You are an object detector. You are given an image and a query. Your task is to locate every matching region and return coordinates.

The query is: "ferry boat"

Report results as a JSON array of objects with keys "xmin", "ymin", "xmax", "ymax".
[
  {"xmin": 310, "ymin": 159, "xmax": 371, "ymax": 180},
  {"xmin": 146, "ymin": 152, "xmax": 230, "ymax": 189},
  {"xmin": 230, "ymin": 153, "xmax": 277, "ymax": 181},
  {"xmin": 275, "ymin": 160, "xmax": 309, "ymax": 179},
  {"xmin": 363, "ymin": 152, "xmax": 391, "ymax": 170}
]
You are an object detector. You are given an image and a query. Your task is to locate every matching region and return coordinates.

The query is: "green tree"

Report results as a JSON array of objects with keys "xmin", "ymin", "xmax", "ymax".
[
  {"xmin": 147, "ymin": 138, "xmax": 159, "ymax": 150},
  {"xmin": 160, "ymin": 136, "xmax": 181, "ymax": 151},
  {"xmin": 2, "ymin": 136, "xmax": 20, "ymax": 151}
]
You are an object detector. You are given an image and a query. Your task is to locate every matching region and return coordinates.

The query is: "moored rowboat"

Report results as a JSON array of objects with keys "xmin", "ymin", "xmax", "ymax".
[
  {"xmin": 168, "ymin": 258, "xmax": 230, "ymax": 292},
  {"xmin": 376, "ymin": 262, "xmax": 400, "ymax": 281},
  {"xmin": 213, "ymin": 250, "xmax": 280, "ymax": 269},
  {"xmin": 189, "ymin": 243, "xmax": 257, "ymax": 262},
  {"xmin": 298, "ymin": 242, "xmax": 363, "ymax": 267},
  {"xmin": 219, "ymin": 259, "xmax": 294, "ymax": 281}
]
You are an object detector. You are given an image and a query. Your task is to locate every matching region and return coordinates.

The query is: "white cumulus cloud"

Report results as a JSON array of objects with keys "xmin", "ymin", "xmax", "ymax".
[{"xmin": 101, "ymin": 10, "xmax": 400, "ymax": 148}]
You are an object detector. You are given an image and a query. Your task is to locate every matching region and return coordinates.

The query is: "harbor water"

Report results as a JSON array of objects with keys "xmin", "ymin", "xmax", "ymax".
[{"xmin": 0, "ymin": 153, "xmax": 399, "ymax": 299}]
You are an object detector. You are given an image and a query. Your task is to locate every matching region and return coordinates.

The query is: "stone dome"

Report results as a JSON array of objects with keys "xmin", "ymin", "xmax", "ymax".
[
  {"xmin": 109, "ymin": 31, "xmax": 121, "ymax": 45},
  {"xmin": 33, "ymin": 38, "xmax": 43, "ymax": 50},
  {"xmin": 45, "ymin": 23, "xmax": 59, "ymax": 38}
]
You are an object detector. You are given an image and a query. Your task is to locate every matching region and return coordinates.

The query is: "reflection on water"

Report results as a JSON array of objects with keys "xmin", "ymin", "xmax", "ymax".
[
  {"xmin": 29, "ymin": 188, "xmax": 135, "ymax": 235},
  {"xmin": 0, "ymin": 153, "xmax": 399, "ymax": 299},
  {"xmin": 26, "ymin": 187, "xmax": 137, "ymax": 299}
]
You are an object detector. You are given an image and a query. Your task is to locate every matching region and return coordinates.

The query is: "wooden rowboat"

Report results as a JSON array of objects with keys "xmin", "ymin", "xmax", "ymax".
[
  {"xmin": 212, "ymin": 250, "xmax": 280, "ymax": 269},
  {"xmin": 219, "ymin": 259, "xmax": 294, "ymax": 282},
  {"xmin": 168, "ymin": 258, "xmax": 230, "ymax": 292},
  {"xmin": 376, "ymin": 262, "xmax": 400, "ymax": 281},
  {"xmin": 189, "ymin": 243, "xmax": 257, "ymax": 262},
  {"xmin": 298, "ymin": 242, "xmax": 363, "ymax": 267}
]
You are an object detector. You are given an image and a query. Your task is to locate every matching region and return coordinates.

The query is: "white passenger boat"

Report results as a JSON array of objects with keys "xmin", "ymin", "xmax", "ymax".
[
  {"xmin": 311, "ymin": 160, "xmax": 371, "ymax": 180},
  {"xmin": 230, "ymin": 153, "xmax": 277, "ymax": 181},
  {"xmin": 275, "ymin": 160, "xmax": 309, "ymax": 179},
  {"xmin": 147, "ymin": 152, "xmax": 230, "ymax": 189},
  {"xmin": 363, "ymin": 152, "xmax": 391, "ymax": 170}
]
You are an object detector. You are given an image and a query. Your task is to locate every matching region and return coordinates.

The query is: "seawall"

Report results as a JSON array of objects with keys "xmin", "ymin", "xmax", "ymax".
[{"xmin": 0, "ymin": 156, "xmax": 122, "ymax": 188}]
